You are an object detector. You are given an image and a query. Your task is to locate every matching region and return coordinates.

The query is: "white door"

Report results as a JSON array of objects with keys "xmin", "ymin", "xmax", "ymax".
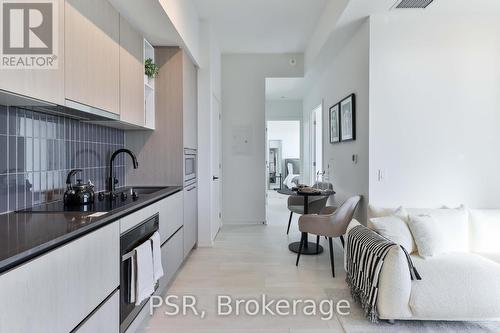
[
  {"xmin": 211, "ymin": 95, "xmax": 222, "ymax": 240},
  {"xmin": 311, "ymin": 103, "xmax": 323, "ymax": 184}
]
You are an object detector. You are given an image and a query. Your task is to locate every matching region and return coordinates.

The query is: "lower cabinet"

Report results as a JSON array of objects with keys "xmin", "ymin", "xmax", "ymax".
[
  {"xmin": 0, "ymin": 223, "xmax": 120, "ymax": 333},
  {"xmin": 158, "ymin": 191, "xmax": 184, "ymax": 244},
  {"xmin": 183, "ymin": 185, "xmax": 198, "ymax": 257},
  {"xmin": 158, "ymin": 227, "xmax": 184, "ymax": 293},
  {"xmin": 75, "ymin": 291, "xmax": 119, "ymax": 333}
]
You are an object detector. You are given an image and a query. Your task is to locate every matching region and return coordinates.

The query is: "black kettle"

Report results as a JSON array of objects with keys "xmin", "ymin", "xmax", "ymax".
[{"xmin": 63, "ymin": 169, "xmax": 95, "ymax": 206}]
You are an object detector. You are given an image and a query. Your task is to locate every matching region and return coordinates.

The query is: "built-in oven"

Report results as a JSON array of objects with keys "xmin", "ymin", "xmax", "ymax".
[
  {"xmin": 120, "ymin": 214, "xmax": 159, "ymax": 333},
  {"xmin": 184, "ymin": 148, "xmax": 197, "ymax": 184}
]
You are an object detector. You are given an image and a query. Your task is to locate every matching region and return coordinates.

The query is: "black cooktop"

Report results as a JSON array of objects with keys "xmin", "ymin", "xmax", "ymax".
[{"xmin": 18, "ymin": 192, "xmax": 140, "ymax": 213}]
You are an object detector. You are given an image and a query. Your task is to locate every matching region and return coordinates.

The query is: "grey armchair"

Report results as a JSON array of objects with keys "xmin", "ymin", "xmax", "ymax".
[
  {"xmin": 286, "ymin": 182, "xmax": 334, "ymax": 234},
  {"xmin": 296, "ymin": 195, "xmax": 361, "ymax": 278}
]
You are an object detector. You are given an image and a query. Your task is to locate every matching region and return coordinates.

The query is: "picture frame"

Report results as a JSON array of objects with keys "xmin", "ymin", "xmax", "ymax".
[
  {"xmin": 329, "ymin": 104, "xmax": 340, "ymax": 143},
  {"xmin": 339, "ymin": 94, "xmax": 356, "ymax": 142}
]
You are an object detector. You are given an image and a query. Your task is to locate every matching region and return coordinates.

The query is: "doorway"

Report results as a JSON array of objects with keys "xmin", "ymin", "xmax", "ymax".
[
  {"xmin": 266, "ymin": 120, "xmax": 301, "ymax": 225},
  {"xmin": 211, "ymin": 95, "xmax": 222, "ymax": 240},
  {"xmin": 264, "ymin": 77, "xmax": 305, "ymax": 226}
]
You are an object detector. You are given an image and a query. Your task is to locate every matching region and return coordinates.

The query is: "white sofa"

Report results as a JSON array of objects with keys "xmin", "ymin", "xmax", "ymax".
[{"xmin": 345, "ymin": 206, "xmax": 500, "ymax": 322}]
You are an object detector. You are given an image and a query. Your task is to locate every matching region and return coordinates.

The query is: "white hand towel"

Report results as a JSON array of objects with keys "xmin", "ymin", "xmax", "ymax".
[
  {"xmin": 151, "ymin": 231, "xmax": 164, "ymax": 282},
  {"xmin": 135, "ymin": 240, "xmax": 155, "ymax": 306}
]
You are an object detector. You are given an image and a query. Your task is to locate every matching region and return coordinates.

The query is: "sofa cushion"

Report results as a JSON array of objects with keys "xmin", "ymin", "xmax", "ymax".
[
  {"xmin": 408, "ymin": 206, "xmax": 469, "ymax": 253},
  {"xmin": 409, "ymin": 253, "xmax": 500, "ymax": 320},
  {"xmin": 370, "ymin": 216, "xmax": 417, "ymax": 253},
  {"xmin": 408, "ymin": 215, "xmax": 445, "ymax": 258},
  {"xmin": 368, "ymin": 205, "xmax": 409, "ymax": 221},
  {"xmin": 469, "ymin": 209, "xmax": 500, "ymax": 253}
]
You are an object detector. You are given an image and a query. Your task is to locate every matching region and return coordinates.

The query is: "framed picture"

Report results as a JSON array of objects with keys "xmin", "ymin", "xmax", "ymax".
[
  {"xmin": 329, "ymin": 104, "xmax": 340, "ymax": 143},
  {"xmin": 340, "ymin": 94, "xmax": 356, "ymax": 142}
]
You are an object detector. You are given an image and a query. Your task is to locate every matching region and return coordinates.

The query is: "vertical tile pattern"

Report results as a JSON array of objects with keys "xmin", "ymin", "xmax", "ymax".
[{"xmin": 0, "ymin": 105, "xmax": 126, "ymax": 214}]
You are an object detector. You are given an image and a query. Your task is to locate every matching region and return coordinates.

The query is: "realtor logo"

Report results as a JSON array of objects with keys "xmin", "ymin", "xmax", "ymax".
[{"xmin": 1, "ymin": 0, "xmax": 58, "ymax": 69}]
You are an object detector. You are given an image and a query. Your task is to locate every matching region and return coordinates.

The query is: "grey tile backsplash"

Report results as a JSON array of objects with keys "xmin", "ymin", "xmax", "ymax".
[{"xmin": 0, "ymin": 105, "xmax": 126, "ymax": 214}]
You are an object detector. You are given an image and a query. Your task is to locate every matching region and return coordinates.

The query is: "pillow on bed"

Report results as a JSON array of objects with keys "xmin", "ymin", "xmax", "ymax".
[{"xmin": 370, "ymin": 215, "xmax": 416, "ymax": 253}]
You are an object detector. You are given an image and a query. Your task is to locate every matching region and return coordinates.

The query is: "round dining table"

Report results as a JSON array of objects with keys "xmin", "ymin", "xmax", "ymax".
[{"xmin": 277, "ymin": 187, "xmax": 335, "ymax": 255}]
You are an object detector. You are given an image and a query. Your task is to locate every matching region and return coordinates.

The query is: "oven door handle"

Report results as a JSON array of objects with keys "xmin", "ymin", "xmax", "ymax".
[{"xmin": 122, "ymin": 249, "xmax": 136, "ymax": 262}]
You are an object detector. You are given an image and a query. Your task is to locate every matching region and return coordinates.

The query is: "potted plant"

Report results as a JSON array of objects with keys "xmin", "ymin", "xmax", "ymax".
[{"xmin": 144, "ymin": 58, "xmax": 159, "ymax": 85}]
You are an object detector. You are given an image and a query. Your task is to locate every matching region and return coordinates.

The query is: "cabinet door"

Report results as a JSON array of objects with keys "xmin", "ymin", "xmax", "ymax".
[
  {"xmin": 183, "ymin": 185, "xmax": 197, "ymax": 257},
  {"xmin": 158, "ymin": 227, "xmax": 184, "ymax": 293},
  {"xmin": 0, "ymin": 0, "xmax": 64, "ymax": 104},
  {"xmin": 0, "ymin": 223, "xmax": 120, "ymax": 333},
  {"xmin": 182, "ymin": 51, "xmax": 198, "ymax": 149},
  {"xmin": 119, "ymin": 16, "xmax": 144, "ymax": 126},
  {"xmin": 75, "ymin": 291, "xmax": 119, "ymax": 333},
  {"xmin": 158, "ymin": 192, "xmax": 184, "ymax": 244},
  {"xmin": 65, "ymin": 0, "xmax": 120, "ymax": 114}
]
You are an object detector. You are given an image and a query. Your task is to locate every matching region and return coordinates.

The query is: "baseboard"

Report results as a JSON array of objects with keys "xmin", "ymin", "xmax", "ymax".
[{"xmin": 222, "ymin": 220, "xmax": 265, "ymax": 225}]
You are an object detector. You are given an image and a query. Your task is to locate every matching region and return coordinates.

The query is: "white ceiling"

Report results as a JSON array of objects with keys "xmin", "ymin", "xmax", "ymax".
[
  {"xmin": 193, "ymin": 0, "xmax": 328, "ymax": 53},
  {"xmin": 266, "ymin": 78, "xmax": 305, "ymax": 100}
]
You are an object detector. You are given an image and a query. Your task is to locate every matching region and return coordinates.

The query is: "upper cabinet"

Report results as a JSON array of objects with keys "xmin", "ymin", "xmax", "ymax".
[
  {"xmin": 0, "ymin": 0, "xmax": 65, "ymax": 105},
  {"xmin": 119, "ymin": 16, "xmax": 145, "ymax": 126},
  {"xmin": 182, "ymin": 52, "xmax": 198, "ymax": 149},
  {"xmin": 65, "ymin": 0, "xmax": 120, "ymax": 114},
  {"xmin": 0, "ymin": 0, "xmax": 156, "ymax": 129}
]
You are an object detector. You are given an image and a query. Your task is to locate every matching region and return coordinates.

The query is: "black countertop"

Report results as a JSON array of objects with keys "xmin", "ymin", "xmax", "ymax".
[{"xmin": 0, "ymin": 186, "xmax": 182, "ymax": 275}]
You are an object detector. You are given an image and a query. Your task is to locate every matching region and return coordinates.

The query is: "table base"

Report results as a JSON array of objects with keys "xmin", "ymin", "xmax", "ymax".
[{"xmin": 288, "ymin": 242, "xmax": 324, "ymax": 255}]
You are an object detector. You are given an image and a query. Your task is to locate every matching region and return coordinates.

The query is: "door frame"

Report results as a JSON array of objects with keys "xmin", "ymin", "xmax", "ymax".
[
  {"xmin": 310, "ymin": 102, "xmax": 324, "ymax": 184},
  {"xmin": 210, "ymin": 94, "xmax": 222, "ymax": 240}
]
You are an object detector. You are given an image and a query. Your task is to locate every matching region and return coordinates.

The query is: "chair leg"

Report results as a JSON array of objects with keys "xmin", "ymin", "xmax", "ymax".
[
  {"xmin": 296, "ymin": 233, "xmax": 305, "ymax": 266},
  {"xmin": 340, "ymin": 235, "xmax": 345, "ymax": 248},
  {"xmin": 287, "ymin": 212, "xmax": 293, "ymax": 235},
  {"xmin": 329, "ymin": 237, "xmax": 335, "ymax": 278},
  {"xmin": 316, "ymin": 235, "xmax": 320, "ymax": 254}
]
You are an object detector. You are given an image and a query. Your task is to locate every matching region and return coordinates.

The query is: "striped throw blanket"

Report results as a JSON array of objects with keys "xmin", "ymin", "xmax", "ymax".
[{"xmin": 345, "ymin": 225, "xmax": 421, "ymax": 323}]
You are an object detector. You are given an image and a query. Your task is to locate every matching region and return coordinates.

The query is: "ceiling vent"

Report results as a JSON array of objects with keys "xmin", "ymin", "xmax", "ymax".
[{"xmin": 392, "ymin": 0, "xmax": 434, "ymax": 9}]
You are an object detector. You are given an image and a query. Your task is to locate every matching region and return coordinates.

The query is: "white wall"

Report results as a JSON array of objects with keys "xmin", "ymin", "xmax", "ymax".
[
  {"xmin": 267, "ymin": 121, "xmax": 301, "ymax": 159},
  {"xmin": 222, "ymin": 54, "xmax": 304, "ymax": 224},
  {"xmin": 303, "ymin": 19, "xmax": 370, "ymax": 222},
  {"xmin": 266, "ymin": 100, "xmax": 303, "ymax": 121},
  {"xmin": 159, "ymin": 0, "xmax": 200, "ymax": 64},
  {"xmin": 197, "ymin": 20, "xmax": 221, "ymax": 246},
  {"xmin": 369, "ymin": 13, "xmax": 500, "ymax": 209}
]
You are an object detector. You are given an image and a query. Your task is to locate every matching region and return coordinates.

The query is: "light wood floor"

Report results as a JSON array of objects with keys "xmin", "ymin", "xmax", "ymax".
[
  {"xmin": 138, "ymin": 205, "xmax": 500, "ymax": 333},
  {"xmin": 138, "ymin": 215, "xmax": 349, "ymax": 332}
]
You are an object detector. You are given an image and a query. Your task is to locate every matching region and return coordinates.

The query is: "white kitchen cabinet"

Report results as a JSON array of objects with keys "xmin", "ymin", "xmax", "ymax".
[
  {"xmin": 182, "ymin": 51, "xmax": 198, "ymax": 149},
  {"xmin": 75, "ymin": 291, "xmax": 119, "ymax": 333},
  {"xmin": 65, "ymin": 0, "xmax": 120, "ymax": 114},
  {"xmin": 120, "ymin": 191, "xmax": 183, "ymax": 240},
  {"xmin": 0, "ymin": 223, "xmax": 119, "ymax": 333},
  {"xmin": 120, "ymin": 204, "xmax": 156, "ymax": 234},
  {"xmin": 158, "ymin": 191, "xmax": 184, "ymax": 244},
  {"xmin": 158, "ymin": 227, "xmax": 184, "ymax": 293},
  {"xmin": 119, "ymin": 15, "xmax": 145, "ymax": 126},
  {"xmin": 0, "ymin": 0, "xmax": 65, "ymax": 105},
  {"xmin": 183, "ymin": 184, "xmax": 198, "ymax": 257}
]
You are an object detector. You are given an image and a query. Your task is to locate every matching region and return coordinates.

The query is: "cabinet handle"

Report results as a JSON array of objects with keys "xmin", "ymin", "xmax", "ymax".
[
  {"xmin": 212, "ymin": 176, "xmax": 219, "ymax": 180},
  {"xmin": 187, "ymin": 186, "xmax": 196, "ymax": 192}
]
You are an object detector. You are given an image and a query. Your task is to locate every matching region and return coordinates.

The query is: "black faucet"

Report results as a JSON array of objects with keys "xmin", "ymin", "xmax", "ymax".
[{"xmin": 108, "ymin": 148, "xmax": 139, "ymax": 196}]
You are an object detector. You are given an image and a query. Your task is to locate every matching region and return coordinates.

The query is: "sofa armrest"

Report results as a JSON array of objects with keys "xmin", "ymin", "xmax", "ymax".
[
  {"xmin": 344, "ymin": 219, "xmax": 413, "ymax": 319},
  {"xmin": 377, "ymin": 246, "xmax": 413, "ymax": 319}
]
